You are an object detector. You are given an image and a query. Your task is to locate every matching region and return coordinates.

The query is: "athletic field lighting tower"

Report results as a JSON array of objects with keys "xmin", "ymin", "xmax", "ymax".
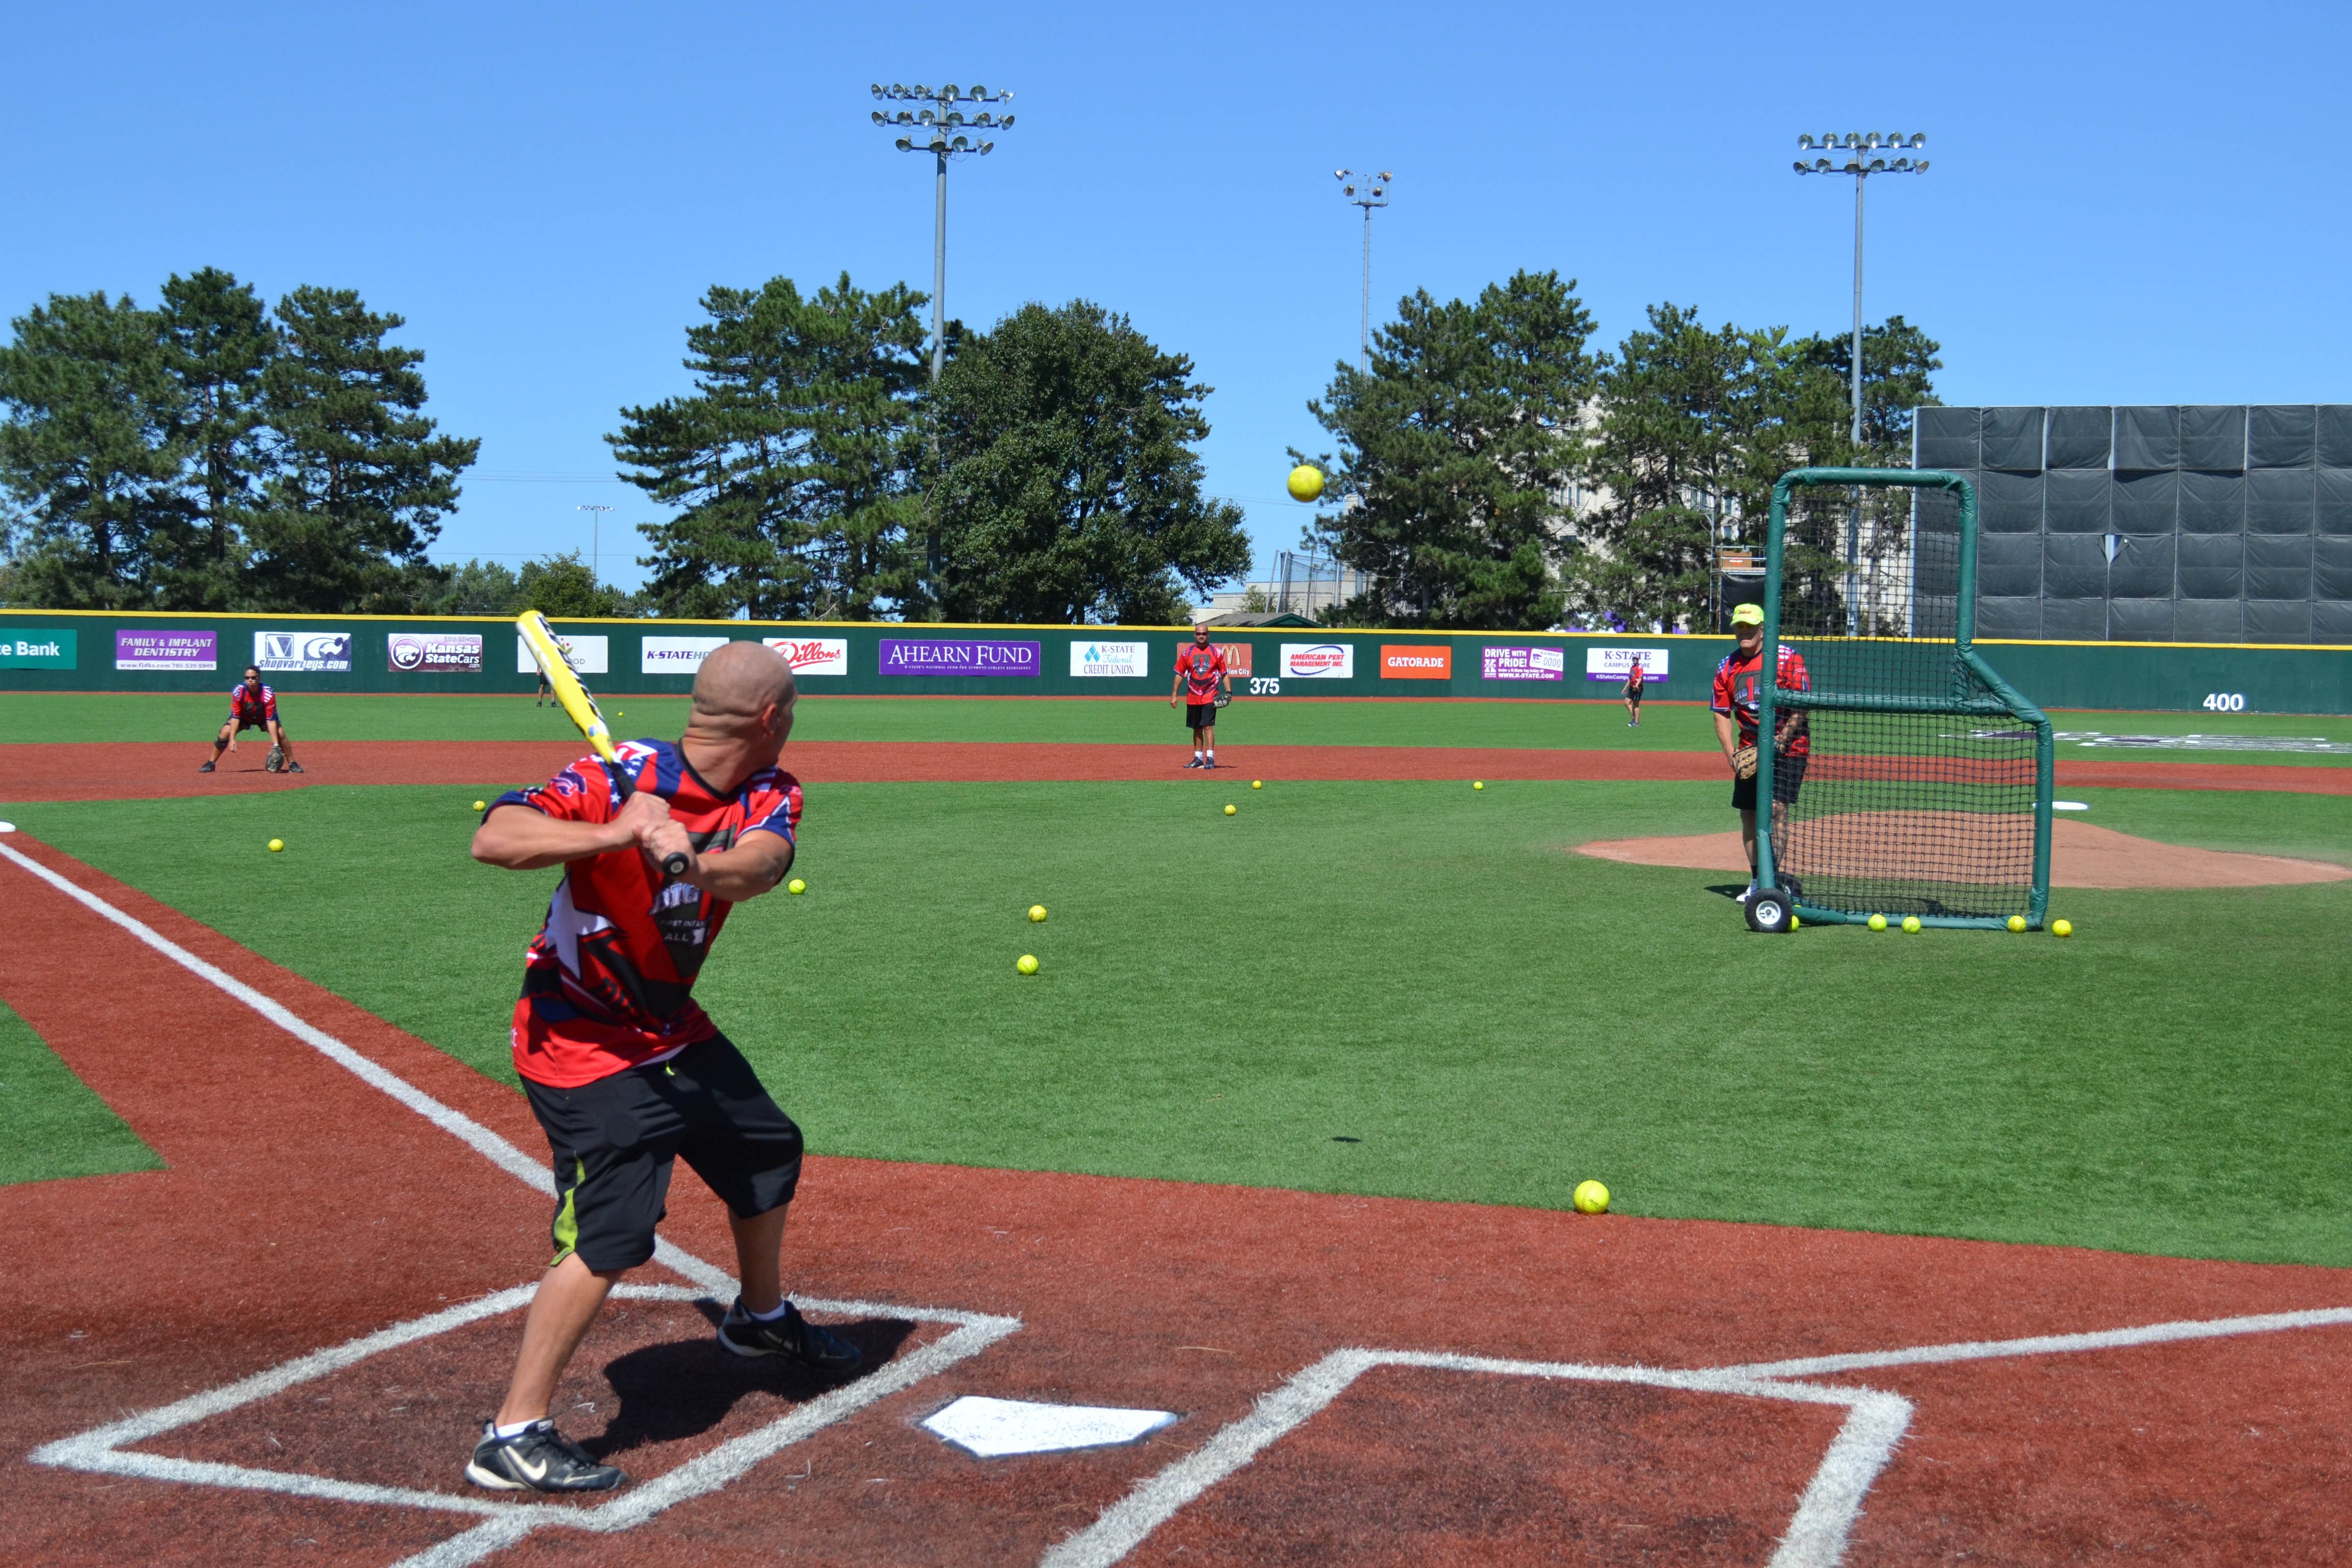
[
  {"xmin": 576, "ymin": 503, "xmax": 611, "ymax": 587},
  {"xmin": 872, "ymin": 82, "xmax": 1015, "ymax": 384},
  {"xmin": 1795, "ymin": 132, "xmax": 1927, "ymax": 633},
  {"xmin": 1335, "ymin": 169, "xmax": 1392, "ymax": 372}
]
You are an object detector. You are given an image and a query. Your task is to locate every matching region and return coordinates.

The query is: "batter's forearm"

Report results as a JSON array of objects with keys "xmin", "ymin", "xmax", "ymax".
[
  {"xmin": 688, "ymin": 837, "xmax": 794, "ymax": 900},
  {"xmin": 472, "ymin": 806, "xmax": 633, "ymax": 870}
]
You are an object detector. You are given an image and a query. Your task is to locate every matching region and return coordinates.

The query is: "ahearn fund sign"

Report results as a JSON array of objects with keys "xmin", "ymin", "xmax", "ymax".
[{"xmin": 878, "ymin": 639, "xmax": 1041, "ymax": 677}]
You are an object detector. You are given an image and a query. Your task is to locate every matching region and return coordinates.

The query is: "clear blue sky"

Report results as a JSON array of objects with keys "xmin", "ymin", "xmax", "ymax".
[{"xmin": 6, "ymin": 0, "xmax": 2347, "ymax": 596}]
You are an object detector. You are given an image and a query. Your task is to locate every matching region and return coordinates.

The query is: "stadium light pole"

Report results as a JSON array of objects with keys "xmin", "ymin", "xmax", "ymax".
[
  {"xmin": 1796, "ymin": 132, "xmax": 1927, "ymax": 634},
  {"xmin": 1335, "ymin": 169, "xmax": 1392, "ymax": 373},
  {"xmin": 576, "ymin": 504, "xmax": 612, "ymax": 587},
  {"xmin": 872, "ymin": 82, "xmax": 1015, "ymax": 386}
]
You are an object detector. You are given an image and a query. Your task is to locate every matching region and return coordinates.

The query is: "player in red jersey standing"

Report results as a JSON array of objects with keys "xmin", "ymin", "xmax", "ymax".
[
  {"xmin": 1622, "ymin": 656, "xmax": 1646, "ymax": 727},
  {"xmin": 200, "ymin": 666, "xmax": 303, "ymax": 773},
  {"xmin": 462, "ymin": 642, "xmax": 856, "ymax": 1495},
  {"xmin": 1169, "ymin": 622, "xmax": 1230, "ymax": 769},
  {"xmin": 1711, "ymin": 603, "xmax": 1810, "ymax": 902}
]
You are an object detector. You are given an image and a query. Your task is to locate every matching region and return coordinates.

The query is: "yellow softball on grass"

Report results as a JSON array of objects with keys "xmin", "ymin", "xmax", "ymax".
[
  {"xmin": 1224, "ymin": 803, "xmax": 1237, "ymax": 816},
  {"xmin": 1790, "ymin": 915, "xmax": 1801, "ymax": 929},
  {"xmin": 267, "ymin": 838, "xmax": 284, "ymax": 853},
  {"xmin": 2052, "ymin": 919, "xmax": 2073, "ymax": 938},
  {"xmin": 1016, "ymin": 953, "xmax": 1039, "ymax": 975},
  {"xmin": 787, "ymin": 878, "xmax": 806, "ymax": 895},
  {"xmin": 2007, "ymin": 915, "xmax": 2027, "ymax": 932},
  {"xmin": 473, "ymin": 799, "xmax": 486, "ymax": 812},
  {"xmin": 1028, "ymin": 904, "xmax": 1047, "ymax": 922},
  {"xmin": 1902, "ymin": 916, "xmax": 1922, "ymax": 934},
  {"xmin": 1573, "ymin": 1180, "xmax": 1611, "ymax": 1214},
  {"xmin": 1867, "ymin": 913, "xmax": 1888, "ymax": 932},
  {"xmin": 1251, "ymin": 779, "xmax": 1262, "ymax": 789}
]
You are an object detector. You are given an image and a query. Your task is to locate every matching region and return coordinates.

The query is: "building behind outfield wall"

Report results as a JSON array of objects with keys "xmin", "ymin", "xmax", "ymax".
[{"xmin": 1915, "ymin": 406, "xmax": 2352, "ymax": 644}]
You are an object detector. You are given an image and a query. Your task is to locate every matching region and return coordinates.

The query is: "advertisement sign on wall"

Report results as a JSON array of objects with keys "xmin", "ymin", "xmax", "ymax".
[
  {"xmin": 1380, "ymin": 644, "xmax": 1452, "ymax": 680},
  {"xmin": 388, "ymin": 632, "xmax": 484, "ymax": 673},
  {"xmin": 641, "ymin": 635, "xmax": 731, "ymax": 675},
  {"xmin": 1480, "ymin": 645, "xmax": 1565, "ymax": 681},
  {"xmin": 114, "ymin": 628, "xmax": 215, "ymax": 671},
  {"xmin": 514, "ymin": 633, "xmax": 609, "ymax": 675},
  {"xmin": 1585, "ymin": 647, "xmax": 1669, "ymax": 683},
  {"xmin": 1070, "ymin": 640, "xmax": 1149, "ymax": 678},
  {"xmin": 878, "ymin": 639, "xmax": 1041, "ymax": 677},
  {"xmin": 763, "ymin": 636, "xmax": 849, "ymax": 676},
  {"xmin": 1215, "ymin": 642, "xmax": 1253, "ymax": 678},
  {"xmin": 1280, "ymin": 642, "xmax": 1355, "ymax": 679},
  {"xmin": 1, "ymin": 628, "xmax": 77, "ymax": 668},
  {"xmin": 256, "ymin": 631, "xmax": 351, "ymax": 672}
]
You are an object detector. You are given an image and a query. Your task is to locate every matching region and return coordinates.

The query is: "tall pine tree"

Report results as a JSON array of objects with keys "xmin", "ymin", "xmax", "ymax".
[
  {"xmin": 249, "ymin": 286, "xmax": 477, "ymax": 611},
  {"xmin": 613, "ymin": 273, "xmax": 929, "ymax": 620},
  {"xmin": 154, "ymin": 267, "xmax": 275, "ymax": 606}
]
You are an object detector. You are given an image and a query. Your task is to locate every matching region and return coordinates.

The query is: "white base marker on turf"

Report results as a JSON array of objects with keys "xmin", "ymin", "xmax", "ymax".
[
  {"xmin": 2054, "ymin": 800, "xmax": 2090, "ymax": 810},
  {"xmin": 921, "ymin": 1396, "xmax": 1178, "ymax": 1458}
]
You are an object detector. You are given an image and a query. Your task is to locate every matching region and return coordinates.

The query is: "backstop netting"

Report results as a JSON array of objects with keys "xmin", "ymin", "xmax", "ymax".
[{"xmin": 1755, "ymin": 469, "xmax": 2055, "ymax": 928}]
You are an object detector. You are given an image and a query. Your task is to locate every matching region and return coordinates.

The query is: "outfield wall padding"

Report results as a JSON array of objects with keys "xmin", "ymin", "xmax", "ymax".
[{"xmin": 0, "ymin": 610, "xmax": 2342, "ymax": 714}]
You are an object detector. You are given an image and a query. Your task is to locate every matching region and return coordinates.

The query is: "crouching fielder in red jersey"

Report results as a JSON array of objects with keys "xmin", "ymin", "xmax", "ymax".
[{"xmin": 462, "ymin": 641, "xmax": 857, "ymax": 1496}]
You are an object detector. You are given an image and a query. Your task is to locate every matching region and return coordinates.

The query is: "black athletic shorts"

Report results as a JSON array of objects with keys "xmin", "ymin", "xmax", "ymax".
[
  {"xmin": 1730, "ymin": 749, "xmax": 1808, "ymax": 812},
  {"xmin": 1624, "ymin": 688, "xmax": 1643, "ymax": 705},
  {"xmin": 232, "ymin": 717, "xmax": 274, "ymax": 734},
  {"xmin": 1185, "ymin": 702, "xmax": 1218, "ymax": 730},
  {"xmin": 522, "ymin": 1032, "xmax": 803, "ymax": 1273}
]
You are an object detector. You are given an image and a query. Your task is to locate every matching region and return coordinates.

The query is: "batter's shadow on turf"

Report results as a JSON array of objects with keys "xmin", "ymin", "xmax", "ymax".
[{"xmin": 583, "ymin": 1310, "xmax": 918, "ymax": 1460}]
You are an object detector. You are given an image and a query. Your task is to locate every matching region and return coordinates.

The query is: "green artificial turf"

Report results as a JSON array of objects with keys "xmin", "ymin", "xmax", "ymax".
[
  {"xmin": 5, "ymin": 779, "xmax": 2349, "ymax": 1266},
  {"xmin": 6, "ymin": 689, "xmax": 2350, "ymax": 764},
  {"xmin": 0, "ymin": 997, "xmax": 162, "ymax": 1187}
]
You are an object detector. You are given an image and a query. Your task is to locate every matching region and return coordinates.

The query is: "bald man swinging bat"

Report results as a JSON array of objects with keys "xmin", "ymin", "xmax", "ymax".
[{"xmin": 462, "ymin": 642, "xmax": 858, "ymax": 1495}]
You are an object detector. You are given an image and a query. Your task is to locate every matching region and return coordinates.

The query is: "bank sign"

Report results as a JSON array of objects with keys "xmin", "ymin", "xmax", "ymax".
[
  {"xmin": 0, "ymin": 628, "xmax": 76, "ymax": 668},
  {"xmin": 1070, "ymin": 640, "xmax": 1148, "ymax": 678},
  {"xmin": 878, "ymin": 639, "xmax": 1040, "ymax": 677}
]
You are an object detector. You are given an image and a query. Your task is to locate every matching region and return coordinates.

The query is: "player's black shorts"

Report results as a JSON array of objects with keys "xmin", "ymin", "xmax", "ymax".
[
  {"xmin": 1184, "ymin": 702, "xmax": 1218, "ymax": 730},
  {"xmin": 232, "ymin": 716, "xmax": 273, "ymax": 733},
  {"xmin": 1624, "ymin": 688, "xmax": 1643, "ymax": 705},
  {"xmin": 1731, "ymin": 749, "xmax": 1807, "ymax": 812},
  {"xmin": 522, "ymin": 1032, "xmax": 803, "ymax": 1273}
]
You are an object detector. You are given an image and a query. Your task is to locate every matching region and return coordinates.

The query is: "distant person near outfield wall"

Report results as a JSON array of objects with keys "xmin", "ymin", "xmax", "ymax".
[
  {"xmin": 1712, "ymin": 605, "xmax": 1807, "ymax": 902},
  {"xmin": 1171, "ymin": 622, "xmax": 1231, "ymax": 769},
  {"xmin": 200, "ymin": 666, "xmax": 303, "ymax": 774},
  {"xmin": 1623, "ymin": 659, "xmax": 1645, "ymax": 727}
]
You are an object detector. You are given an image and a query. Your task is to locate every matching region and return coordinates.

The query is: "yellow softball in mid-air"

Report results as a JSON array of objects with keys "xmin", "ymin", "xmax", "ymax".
[
  {"xmin": 1573, "ymin": 1180, "xmax": 1610, "ymax": 1214},
  {"xmin": 1286, "ymin": 464, "xmax": 1325, "ymax": 502}
]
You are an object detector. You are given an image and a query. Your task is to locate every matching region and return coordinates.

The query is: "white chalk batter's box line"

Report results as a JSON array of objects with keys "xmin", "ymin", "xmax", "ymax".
[
  {"xmin": 29, "ymin": 1283, "xmax": 1023, "ymax": 1568},
  {"xmin": 9, "ymin": 836, "xmax": 2352, "ymax": 1566}
]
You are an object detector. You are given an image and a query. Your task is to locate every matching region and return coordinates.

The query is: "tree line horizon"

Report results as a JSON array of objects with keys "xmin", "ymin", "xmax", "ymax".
[{"xmin": 0, "ymin": 265, "xmax": 1937, "ymax": 630}]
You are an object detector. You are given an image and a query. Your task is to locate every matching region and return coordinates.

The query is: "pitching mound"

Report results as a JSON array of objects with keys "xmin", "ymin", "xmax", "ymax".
[{"xmin": 1577, "ymin": 817, "xmax": 2351, "ymax": 890}]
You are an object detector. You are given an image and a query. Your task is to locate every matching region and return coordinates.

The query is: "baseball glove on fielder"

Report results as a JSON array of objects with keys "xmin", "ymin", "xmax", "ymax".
[
  {"xmin": 1730, "ymin": 744, "xmax": 1758, "ymax": 780},
  {"xmin": 265, "ymin": 745, "xmax": 286, "ymax": 773}
]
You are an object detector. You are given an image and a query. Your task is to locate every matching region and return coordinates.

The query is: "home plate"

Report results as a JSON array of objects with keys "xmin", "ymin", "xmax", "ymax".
[{"xmin": 921, "ymin": 1395, "xmax": 1179, "ymax": 1458}]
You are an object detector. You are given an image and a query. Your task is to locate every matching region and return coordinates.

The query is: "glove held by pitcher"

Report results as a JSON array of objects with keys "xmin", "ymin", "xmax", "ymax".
[{"xmin": 1731, "ymin": 744, "xmax": 1758, "ymax": 780}]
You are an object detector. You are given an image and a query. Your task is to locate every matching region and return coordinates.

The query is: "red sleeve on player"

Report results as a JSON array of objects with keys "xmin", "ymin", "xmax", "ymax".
[
  {"xmin": 261, "ymin": 688, "xmax": 278, "ymax": 720},
  {"xmin": 1780, "ymin": 647, "xmax": 1810, "ymax": 693},
  {"xmin": 492, "ymin": 754, "xmax": 619, "ymax": 823},
  {"xmin": 1711, "ymin": 657, "xmax": 1735, "ymax": 714},
  {"xmin": 740, "ymin": 771, "xmax": 802, "ymax": 843}
]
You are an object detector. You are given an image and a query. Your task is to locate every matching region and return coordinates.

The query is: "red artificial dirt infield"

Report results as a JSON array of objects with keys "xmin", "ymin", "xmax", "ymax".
[
  {"xmin": 6, "ymin": 739, "xmax": 2350, "ymax": 802},
  {"xmin": 5, "ymin": 832, "xmax": 2352, "ymax": 1567},
  {"xmin": 1577, "ymin": 817, "xmax": 2352, "ymax": 890}
]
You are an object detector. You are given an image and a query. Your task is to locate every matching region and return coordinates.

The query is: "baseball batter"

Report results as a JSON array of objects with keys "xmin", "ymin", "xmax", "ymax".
[{"xmin": 463, "ymin": 641, "xmax": 856, "ymax": 1494}]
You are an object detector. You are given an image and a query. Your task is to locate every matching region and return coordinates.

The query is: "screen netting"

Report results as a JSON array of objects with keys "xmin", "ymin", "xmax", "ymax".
[{"xmin": 1760, "ymin": 474, "xmax": 2050, "ymax": 924}]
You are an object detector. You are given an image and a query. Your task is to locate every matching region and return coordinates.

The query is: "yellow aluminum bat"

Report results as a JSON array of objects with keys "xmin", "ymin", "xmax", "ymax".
[{"xmin": 516, "ymin": 610, "xmax": 688, "ymax": 876}]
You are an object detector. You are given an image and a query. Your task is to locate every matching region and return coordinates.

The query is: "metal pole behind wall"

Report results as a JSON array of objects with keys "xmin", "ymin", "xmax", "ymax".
[
  {"xmin": 932, "ymin": 149, "xmax": 948, "ymax": 383},
  {"xmin": 1847, "ymin": 173, "xmax": 1866, "ymax": 638}
]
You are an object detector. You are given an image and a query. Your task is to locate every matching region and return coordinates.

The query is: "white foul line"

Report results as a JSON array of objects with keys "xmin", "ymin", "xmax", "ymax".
[{"xmin": 1, "ymin": 839, "xmax": 1022, "ymax": 1564}]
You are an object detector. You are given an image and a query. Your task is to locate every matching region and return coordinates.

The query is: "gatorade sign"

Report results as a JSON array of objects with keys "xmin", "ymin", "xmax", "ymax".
[{"xmin": 1379, "ymin": 645, "xmax": 1451, "ymax": 680}]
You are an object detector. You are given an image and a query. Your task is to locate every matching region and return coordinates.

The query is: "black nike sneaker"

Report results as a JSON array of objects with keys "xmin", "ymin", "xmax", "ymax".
[
  {"xmin": 716, "ymin": 1298, "xmax": 863, "ymax": 1374},
  {"xmin": 197, "ymin": 761, "xmax": 215, "ymax": 773},
  {"xmin": 464, "ymin": 1419, "xmax": 624, "ymax": 1493}
]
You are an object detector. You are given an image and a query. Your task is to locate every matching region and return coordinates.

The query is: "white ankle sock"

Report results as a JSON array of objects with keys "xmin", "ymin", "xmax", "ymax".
[
  {"xmin": 494, "ymin": 1417, "xmax": 538, "ymax": 1438},
  {"xmin": 749, "ymin": 1298, "xmax": 793, "ymax": 1321}
]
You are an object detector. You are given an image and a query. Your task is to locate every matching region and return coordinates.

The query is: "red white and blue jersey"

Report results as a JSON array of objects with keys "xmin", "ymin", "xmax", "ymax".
[
  {"xmin": 1712, "ymin": 645, "xmax": 1811, "ymax": 756},
  {"xmin": 230, "ymin": 683, "xmax": 278, "ymax": 725},
  {"xmin": 1175, "ymin": 643, "xmax": 1227, "ymax": 704},
  {"xmin": 493, "ymin": 739, "xmax": 800, "ymax": 1088}
]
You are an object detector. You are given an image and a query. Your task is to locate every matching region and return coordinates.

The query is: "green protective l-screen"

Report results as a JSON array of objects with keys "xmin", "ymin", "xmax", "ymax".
[{"xmin": 1754, "ymin": 469, "xmax": 2054, "ymax": 929}]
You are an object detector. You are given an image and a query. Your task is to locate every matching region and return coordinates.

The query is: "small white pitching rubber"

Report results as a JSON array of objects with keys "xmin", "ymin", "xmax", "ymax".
[
  {"xmin": 921, "ymin": 1395, "xmax": 1178, "ymax": 1459},
  {"xmin": 2053, "ymin": 801, "xmax": 2090, "ymax": 811},
  {"xmin": 0, "ymin": 821, "xmax": 14, "ymax": 833}
]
